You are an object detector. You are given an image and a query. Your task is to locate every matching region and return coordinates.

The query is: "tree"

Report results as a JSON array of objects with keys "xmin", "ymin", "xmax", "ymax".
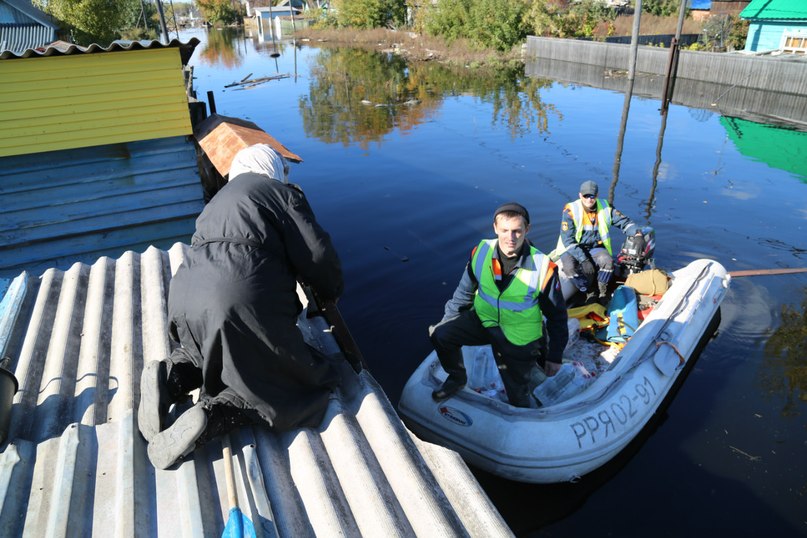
[
  {"xmin": 642, "ymin": 0, "xmax": 678, "ymax": 17},
  {"xmin": 332, "ymin": 0, "xmax": 407, "ymax": 29},
  {"xmin": 525, "ymin": 0, "xmax": 616, "ymax": 39},
  {"xmin": 33, "ymin": 0, "xmax": 142, "ymax": 46},
  {"xmin": 196, "ymin": 0, "xmax": 243, "ymax": 25}
]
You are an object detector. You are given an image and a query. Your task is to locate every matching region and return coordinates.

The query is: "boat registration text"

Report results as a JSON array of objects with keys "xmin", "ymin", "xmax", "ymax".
[{"xmin": 570, "ymin": 376, "xmax": 657, "ymax": 449}]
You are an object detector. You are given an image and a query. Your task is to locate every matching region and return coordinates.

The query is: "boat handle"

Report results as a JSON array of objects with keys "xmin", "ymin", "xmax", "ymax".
[{"xmin": 655, "ymin": 341, "xmax": 685, "ymax": 367}]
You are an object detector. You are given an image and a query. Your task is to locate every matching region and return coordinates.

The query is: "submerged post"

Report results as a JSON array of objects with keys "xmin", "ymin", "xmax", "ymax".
[{"xmin": 661, "ymin": 0, "xmax": 688, "ymax": 114}]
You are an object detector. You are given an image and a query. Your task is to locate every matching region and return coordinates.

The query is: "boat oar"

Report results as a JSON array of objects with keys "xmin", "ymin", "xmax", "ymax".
[
  {"xmin": 729, "ymin": 267, "xmax": 807, "ymax": 278},
  {"xmin": 221, "ymin": 438, "xmax": 256, "ymax": 538},
  {"xmin": 302, "ymin": 284, "xmax": 367, "ymax": 373}
]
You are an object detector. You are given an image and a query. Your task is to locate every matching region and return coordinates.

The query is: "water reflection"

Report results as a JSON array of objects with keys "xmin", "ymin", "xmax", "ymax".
[
  {"xmin": 298, "ymin": 48, "xmax": 559, "ymax": 147},
  {"xmin": 199, "ymin": 28, "xmax": 244, "ymax": 68},
  {"xmin": 764, "ymin": 289, "xmax": 807, "ymax": 416},
  {"xmin": 721, "ymin": 117, "xmax": 807, "ymax": 181}
]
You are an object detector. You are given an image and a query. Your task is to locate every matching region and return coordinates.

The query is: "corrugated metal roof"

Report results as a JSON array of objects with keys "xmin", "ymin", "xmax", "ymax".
[
  {"xmin": 741, "ymin": 0, "xmax": 807, "ymax": 20},
  {"xmin": 0, "ymin": 0, "xmax": 58, "ymax": 27},
  {"xmin": 0, "ymin": 244, "xmax": 512, "ymax": 536},
  {"xmin": 0, "ymin": 37, "xmax": 199, "ymax": 63},
  {"xmin": 0, "ymin": 136, "xmax": 204, "ymax": 279},
  {"xmin": 0, "ymin": 23, "xmax": 56, "ymax": 54}
]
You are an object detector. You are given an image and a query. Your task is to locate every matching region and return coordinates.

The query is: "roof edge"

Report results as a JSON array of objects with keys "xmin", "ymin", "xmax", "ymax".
[{"xmin": 0, "ymin": 37, "xmax": 200, "ymax": 62}]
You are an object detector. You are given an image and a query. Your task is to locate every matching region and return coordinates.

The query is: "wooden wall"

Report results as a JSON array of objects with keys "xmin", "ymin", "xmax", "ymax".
[{"xmin": 0, "ymin": 48, "xmax": 192, "ymax": 158}]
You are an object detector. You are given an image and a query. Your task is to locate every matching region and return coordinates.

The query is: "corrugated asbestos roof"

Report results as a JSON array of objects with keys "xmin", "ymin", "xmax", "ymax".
[
  {"xmin": 0, "ymin": 243, "xmax": 512, "ymax": 537},
  {"xmin": 0, "ymin": 136, "xmax": 204, "ymax": 279},
  {"xmin": 0, "ymin": 37, "xmax": 199, "ymax": 63},
  {"xmin": 741, "ymin": 0, "xmax": 807, "ymax": 20}
]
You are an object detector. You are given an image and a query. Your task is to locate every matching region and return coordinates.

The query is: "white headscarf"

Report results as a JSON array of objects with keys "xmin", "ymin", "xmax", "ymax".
[{"xmin": 228, "ymin": 144, "xmax": 289, "ymax": 183}]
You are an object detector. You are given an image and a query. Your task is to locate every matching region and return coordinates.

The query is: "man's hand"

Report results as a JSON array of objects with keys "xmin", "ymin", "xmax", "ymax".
[{"xmin": 544, "ymin": 361, "xmax": 562, "ymax": 377}]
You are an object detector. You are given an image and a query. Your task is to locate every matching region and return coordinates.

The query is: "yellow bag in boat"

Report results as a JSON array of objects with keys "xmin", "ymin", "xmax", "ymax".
[
  {"xmin": 567, "ymin": 303, "xmax": 609, "ymax": 332},
  {"xmin": 625, "ymin": 269, "xmax": 670, "ymax": 296}
]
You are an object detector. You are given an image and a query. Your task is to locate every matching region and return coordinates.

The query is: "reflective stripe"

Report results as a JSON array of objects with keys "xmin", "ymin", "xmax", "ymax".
[{"xmin": 472, "ymin": 240, "xmax": 494, "ymax": 283}]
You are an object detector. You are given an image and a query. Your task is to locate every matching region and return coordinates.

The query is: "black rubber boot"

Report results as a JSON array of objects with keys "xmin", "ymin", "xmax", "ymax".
[
  {"xmin": 431, "ymin": 376, "xmax": 467, "ymax": 402},
  {"xmin": 138, "ymin": 360, "xmax": 172, "ymax": 443},
  {"xmin": 147, "ymin": 402, "xmax": 208, "ymax": 470}
]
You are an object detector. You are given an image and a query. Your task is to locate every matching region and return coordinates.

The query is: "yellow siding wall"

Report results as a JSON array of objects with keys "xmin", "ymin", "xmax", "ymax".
[{"xmin": 0, "ymin": 48, "xmax": 192, "ymax": 157}]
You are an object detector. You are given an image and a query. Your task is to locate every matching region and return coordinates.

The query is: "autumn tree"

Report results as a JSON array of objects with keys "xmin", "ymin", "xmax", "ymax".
[{"xmin": 196, "ymin": 0, "xmax": 243, "ymax": 25}]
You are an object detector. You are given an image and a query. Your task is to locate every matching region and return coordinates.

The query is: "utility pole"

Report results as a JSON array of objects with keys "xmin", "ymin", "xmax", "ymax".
[
  {"xmin": 155, "ymin": 0, "xmax": 170, "ymax": 44},
  {"xmin": 628, "ymin": 0, "xmax": 642, "ymax": 81}
]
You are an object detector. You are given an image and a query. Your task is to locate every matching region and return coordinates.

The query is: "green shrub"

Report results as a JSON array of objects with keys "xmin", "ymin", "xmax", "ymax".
[
  {"xmin": 642, "ymin": 0, "xmax": 679, "ymax": 17},
  {"xmin": 525, "ymin": 0, "xmax": 616, "ymax": 39},
  {"xmin": 421, "ymin": 0, "xmax": 471, "ymax": 43},
  {"xmin": 333, "ymin": 0, "xmax": 406, "ymax": 29},
  {"xmin": 468, "ymin": 0, "xmax": 528, "ymax": 51}
]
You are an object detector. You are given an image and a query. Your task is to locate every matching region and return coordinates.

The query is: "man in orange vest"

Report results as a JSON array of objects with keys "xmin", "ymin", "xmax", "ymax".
[{"xmin": 555, "ymin": 180, "xmax": 643, "ymax": 304}]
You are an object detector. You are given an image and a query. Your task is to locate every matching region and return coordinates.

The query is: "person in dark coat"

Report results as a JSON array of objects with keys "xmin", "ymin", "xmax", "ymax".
[{"xmin": 139, "ymin": 144, "xmax": 343, "ymax": 469}]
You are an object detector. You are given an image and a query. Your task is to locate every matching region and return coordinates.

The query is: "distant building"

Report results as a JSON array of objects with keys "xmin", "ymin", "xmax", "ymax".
[
  {"xmin": 0, "ymin": 0, "xmax": 58, "ymax": 54},
  {"xmin": 741, "ymin": 0, "xmax": 807, "ymax": 53}
]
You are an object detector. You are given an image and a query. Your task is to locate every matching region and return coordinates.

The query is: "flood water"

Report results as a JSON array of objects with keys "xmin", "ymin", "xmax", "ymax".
[{"xmin": 185, "ymin": 28, "xmax": 807, "ymax": 536}]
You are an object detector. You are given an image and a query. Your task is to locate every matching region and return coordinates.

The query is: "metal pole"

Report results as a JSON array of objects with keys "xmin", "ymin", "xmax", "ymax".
[
  {"xmin": 628, "ymin": 0, "xmax": 642, "ymax": 81},
  {"xmin": 155, "ymin": 0, "xmax": 170, "ymax": 43},
  {"xmin": 674, "ymin": 0, "xmax": 687, "ymax": 41},
  {"xmin": 169, "ymin": 0, "xmax": 181, "ymax": 40}
]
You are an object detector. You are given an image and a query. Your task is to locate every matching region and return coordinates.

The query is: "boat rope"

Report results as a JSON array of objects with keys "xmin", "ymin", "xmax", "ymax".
[{"xmin": 655, "ymin": 340, "xmax": 685, "ymax": 367}]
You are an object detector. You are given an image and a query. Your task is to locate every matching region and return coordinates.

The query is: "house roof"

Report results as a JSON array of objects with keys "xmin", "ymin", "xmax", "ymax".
[
  {"xmin": 741, "ymin": 0, "xmax": 807, "ymax": 20},
  {"xmin": 0, "ymin": 245, "xmax": 512, "ymax": 536},
  {"xmin": 0, "ymin": 0, "xmax": 57, "ymax": 28},
  {"xmin": 0, "ymin": 37, "xmax": 199, "ymax": 63}
]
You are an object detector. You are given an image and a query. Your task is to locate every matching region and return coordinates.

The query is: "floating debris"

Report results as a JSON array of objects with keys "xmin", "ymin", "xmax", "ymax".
[
  {"xmin": 730, "ymin": 445, "xmax": 761, "ymax": 462},
  {"xmin": 225, "ymin": 74, "xmax": 290, "ymax": 89}
]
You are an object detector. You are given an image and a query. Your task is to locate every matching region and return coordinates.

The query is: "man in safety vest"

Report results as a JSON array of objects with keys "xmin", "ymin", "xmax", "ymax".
[
  {"xmin": 555, "ymin": 180, "xmax": 642, "ymax": 304},
  {"xmin": 429, "ymin": 203, "xmax": 568, "ymax": 408}
]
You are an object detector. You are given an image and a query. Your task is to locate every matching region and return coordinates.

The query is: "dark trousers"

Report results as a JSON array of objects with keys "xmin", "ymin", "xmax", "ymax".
[
  {"xmin": 429, "ymin": 309, "xmax": 546, "ymax": 408},
  {"xmin": 560, "ymin": 247, "xmax": 612, "ymax": 295},
  {"xmin": 162, "ymin": 347, "xmax": 260, "ymax": 444}
]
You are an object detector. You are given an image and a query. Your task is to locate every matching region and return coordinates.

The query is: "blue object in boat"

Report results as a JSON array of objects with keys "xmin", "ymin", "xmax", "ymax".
[{"xmin": 604, "ymin": 285, "xmax": 640, "ymax": 343}]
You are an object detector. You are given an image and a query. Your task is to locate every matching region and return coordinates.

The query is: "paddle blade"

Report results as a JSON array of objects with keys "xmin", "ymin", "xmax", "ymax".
[{"xmin": 222, "ymin": 507, "xmax": 256, "ymax": 538}]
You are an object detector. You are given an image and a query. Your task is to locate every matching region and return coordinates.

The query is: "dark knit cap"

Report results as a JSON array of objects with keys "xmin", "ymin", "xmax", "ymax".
[{"xmin": 494, "ymin": 202, "xmax": 530, "ymax": 224}]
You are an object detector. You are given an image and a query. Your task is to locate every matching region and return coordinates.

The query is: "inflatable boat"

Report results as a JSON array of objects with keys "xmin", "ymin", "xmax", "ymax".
[{"xmin": 398, "ymin": 258, "xmax": 729, "ymax": 483}]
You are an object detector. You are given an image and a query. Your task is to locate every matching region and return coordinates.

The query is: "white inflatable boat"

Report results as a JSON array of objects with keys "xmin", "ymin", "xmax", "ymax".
[{"xmin": 398, "ymin": 259, "xmax": 729, "ymax": 483}]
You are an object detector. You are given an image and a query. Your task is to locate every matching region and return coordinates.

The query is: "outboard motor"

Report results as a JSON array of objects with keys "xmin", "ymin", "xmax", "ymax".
[{"xmin": 617, "ymin": 226, "xmax": 655, "ymax": 275}]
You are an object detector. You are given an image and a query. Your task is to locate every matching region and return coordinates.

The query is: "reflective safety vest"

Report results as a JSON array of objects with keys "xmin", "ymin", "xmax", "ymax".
[
  {"xmin": 553, "ymin": 198, "xmax": 613, "ymax": 257},
  {"xmin": 471, "ymin": 239, "xmax": 552, "ymax": 345}
]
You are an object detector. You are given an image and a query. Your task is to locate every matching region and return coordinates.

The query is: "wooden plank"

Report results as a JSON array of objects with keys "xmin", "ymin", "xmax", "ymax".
[
  {"xmin": 729, "ymin": 267, "xmax": 807, "ymax": 277},
  {"xmin": 195, "ymin": 114, "xmax": 302, "ymax": 178}
]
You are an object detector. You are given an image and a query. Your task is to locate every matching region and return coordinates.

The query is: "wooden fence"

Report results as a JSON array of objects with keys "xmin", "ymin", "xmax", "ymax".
[{"xmin": 524, "ymin": 37, "xmax": 807, "ymax": 126}]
